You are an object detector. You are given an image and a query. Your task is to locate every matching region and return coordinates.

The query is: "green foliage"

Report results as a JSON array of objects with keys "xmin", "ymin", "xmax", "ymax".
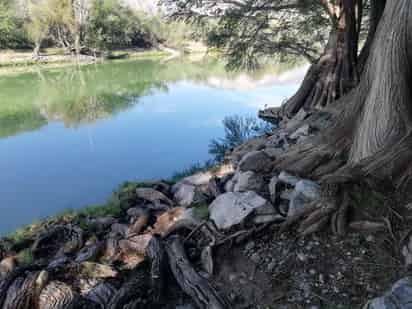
[
  {"xmin": 17, "ymin": 248, "xmax": 34, "ymax": 265},
  {"xmin": 170, "ymin": 161, "xmax": 213, "ymax": 183},
  {"xmin": 168, "ymin": 0, "xmax": 330, "ymax": 69},
  {"xmin": 0, "ymin": 0, "xmax": 29, "ymax": 49},
  {"xmin": 209, "ymin": 115, "xmax": 273, "ymax": 162},
  {"xmin": 86, "ymin": 0, "xmax": 156, "ymax": 51},
  {"xmin": 192, "ymin": 203, "xmax": 210, "ymax": 220},
  {"xmin": 79, "ymin": 204, "xmax": 122, "ymax": 218}
]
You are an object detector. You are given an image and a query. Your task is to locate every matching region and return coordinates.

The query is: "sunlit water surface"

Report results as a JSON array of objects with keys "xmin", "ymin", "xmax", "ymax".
[{"xmin": 0, "ymin": 56, "xmax": 307, "ymax": 234}]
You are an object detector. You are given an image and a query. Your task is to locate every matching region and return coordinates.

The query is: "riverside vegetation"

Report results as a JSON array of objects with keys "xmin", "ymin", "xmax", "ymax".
[
  {"xmin": 0, "ymin": 0, "xmax": 208, "ymax": 70},
  {"xmin": 2, "ymin": 0, "xmax": 412, "ymax": 309}
]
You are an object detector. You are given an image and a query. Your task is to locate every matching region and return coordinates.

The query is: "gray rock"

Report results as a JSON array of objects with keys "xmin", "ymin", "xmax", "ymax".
[
  {"xmin": 172, "ymin": 172, "xmax": 213, "ymax": 193},
  {"xmin": 364, "ymin": 277, "xmax": 412, "ymax": 309},
  {"xmin": 174, "ymin": 184, "xmax": 196, "ymax": 207},
  {"xmin": 224, "ymin": 178, "xmax": 235, "ymax": 192},
  {"xmin": 127, "ymin": 207, "xmax": 146, "ymax": 218},
  {"xmin": 136, "ymin": 187, "xmax": 174, "ymax": 206},
  {"xmin": 209, "ymin": 191, "xmax": 275, "ymax": 230},
  {"xmin": 238, "ymin": 150, "xmax": 273, "ymax": 173},
  {"xmin": 173, "ymin": 183, "xmax": 208, "ymax": 207},
  {"xmin": 288, "ymin": 191, "xmax": 310, "ymax": 218},
  {"xmin": 111, "ymin": 223, "xmax": 128, "ymax": 237},
  {"xmin": 290, "ymin": 124, "xmax": 311, "ymax": 140},
  {"xmin": 234, "ymin": 171, "xmax": 265, "ymax": 193},
  {"xmin": 295, "ymin": 180, "xmax": 320, "ymax": 200},
  {"xmin": 288, "ymin": 179, "xmax": 320, "ymax": 217},
  {"xmin": 278, "ymin": 171, "xmax": 301, "ymax": 186},
  {"xmin": 263, "ymin": 147, "xmax": 284, "ymax": 158}
]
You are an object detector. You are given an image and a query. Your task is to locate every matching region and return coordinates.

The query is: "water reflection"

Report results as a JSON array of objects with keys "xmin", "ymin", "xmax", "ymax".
[
  {"xmin": 0, "ymin": 56, "xmax": 306, "ymax": 234},
  {"xmin": 0, "ymin": 58, "xmax": 303, "ymax": 136}
]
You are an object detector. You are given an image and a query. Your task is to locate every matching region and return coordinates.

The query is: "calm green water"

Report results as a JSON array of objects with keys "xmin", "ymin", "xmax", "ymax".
[{"xmin": 0, "ymin": 56, "xmax": 306, "ymax": 234}]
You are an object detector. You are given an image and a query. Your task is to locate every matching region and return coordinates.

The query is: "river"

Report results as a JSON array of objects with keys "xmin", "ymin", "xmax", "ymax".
[{"xmin": 0, "ymin": 56, "xmax": 307, "ymax": 234}]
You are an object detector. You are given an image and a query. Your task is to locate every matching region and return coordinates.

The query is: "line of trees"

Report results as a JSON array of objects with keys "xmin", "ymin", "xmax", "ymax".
[{"xmin": 0, "ymin": 0, "xmax": 198, "ymax": 57}]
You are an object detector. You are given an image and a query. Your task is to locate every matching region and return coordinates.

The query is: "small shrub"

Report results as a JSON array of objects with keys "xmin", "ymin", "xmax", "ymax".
[{"xmin": 209, "ymin": 115, "xmax": 273, "ymax": 162}]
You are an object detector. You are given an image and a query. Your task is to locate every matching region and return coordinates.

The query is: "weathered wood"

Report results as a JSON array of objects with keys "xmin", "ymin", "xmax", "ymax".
[
  {"xmin": 84, "ymin": 282, "xmax": 117, "ymax": 308},
  {"xmin": 31, "ymin": 225, "xmax": 83, "ymax": 260},
  {"xmin": 2, "ymin": 271, "xmax": 46, "ymax": 309},
  {"xmin": 0, "ymin": 264, "xmax": 44, "ymax": 308},
  {"xmin": 75, "ymin": 241, "xmax": 104, "ymax": 263},
  {"xmin": 38, "ymin": 281, "xmax": 79, "ymax": 309},
  {"xmin": 165, "ymin": 236, "xmax": 232, "ymax": 309},
  {"xmin": 145, "ymin": 235, "xmax": 166, "ymax": 302},
  {"xmin": 107, "ymin": 267, "xmax": 148, "ymax": 309}
]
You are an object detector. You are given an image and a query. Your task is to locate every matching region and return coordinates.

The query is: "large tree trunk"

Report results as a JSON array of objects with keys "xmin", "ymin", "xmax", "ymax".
[
  {"xmin": 260, "ymin": 0, "xmax": 362, "ymax": 121},
  {"xmin": 275, "ymin": 0, "xmax": 412, "ymax": 235},
  {"xmin": 358, "ymin": 0, "xmax": 387, "ymax": 73}
]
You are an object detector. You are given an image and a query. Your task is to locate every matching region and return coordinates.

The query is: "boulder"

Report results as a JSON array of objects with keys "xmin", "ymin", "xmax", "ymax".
[
  {"xmin": 173, "ymin": 183, "xmax": 208, "ymax": 207},
  {"xmin": 151, "ymin": 207, "xmax": 201, "ymax": 237},
  {"xmin": 233, "ymin": 171, "xmax": 265, "ymax": 193},
  {"xmin": 127, "ymin": 207, "xmax": 147, "ymax": 218},
  {"xmin": 136, "ymin": 187, "xmax": 174, "ymax": 206},
  {"xmin": 288, "ymin": 180, "xmax": 320, "ymax": 217},
  {"xmin": 364, "ymin": 277, "xmax": 412, "ymax": 309},
  {"xmin": 238, "ymin": 150, "xmax": 273, "ymax": 173},
  {"xmin": 228, "ymin": 137, "xmax": 267, "ymax": 165},
  {"xmin": 209, "ymin": 191, "xmax": 277, "ymax": 230},
  {"xmin": 172, "ymin": 172, "xmax": 213, "ymax": 191},
  {"xmin": 278, "ymin": 171, "xmax": 300, "ymax": 186},
  {"xmin": 295, "ymin": 180, "xmax": 320, "ymax": 200}
]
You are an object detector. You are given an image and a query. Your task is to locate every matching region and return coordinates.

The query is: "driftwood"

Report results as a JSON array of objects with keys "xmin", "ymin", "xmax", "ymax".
[
  {"xmin": 84, "ymin": 282, "xmax": 117, "ymax": 308},
  {"xmin": 107, "ymin": 267, "xmax": 148, "ymax": 309},
  {"xmin": 38, "ymin": 281, "xmax": 83, "ymax": 309},
  {"xmin": 165, "ymin": 236, "xmax": 232, "ymax": 309},
  {"xmin": 75, "ymin": 241, "xmax": 104, "ymax": 263},
  {"xmin": 2, "ymin": 271, "xmax": 45, "ymax": 309},
  {"xmin": 31, "ymin": 225, "xmax": 83, "ymax": 260},
  {"xmin": 0, "ymin": 264, "xmax": 44, "ymax": 308},
  {"xmin": 145, "ymin": 235, "xmax": 166, "ymax": 302}
]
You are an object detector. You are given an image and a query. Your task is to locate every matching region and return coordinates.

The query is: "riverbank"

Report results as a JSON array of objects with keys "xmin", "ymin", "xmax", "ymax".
[
  {"xmin": 0, "ymin": 47, "xmax": 180, "ymax": 76},
  {"xmin": 0, "ymin": 107, "xmax": 410, "ymax": 308}
]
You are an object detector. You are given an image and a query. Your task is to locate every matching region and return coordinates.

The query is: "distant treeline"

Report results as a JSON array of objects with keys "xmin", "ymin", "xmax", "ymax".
[{"xmin": 0, "ymin": 0, "xmax": 202, "ymax": 55}]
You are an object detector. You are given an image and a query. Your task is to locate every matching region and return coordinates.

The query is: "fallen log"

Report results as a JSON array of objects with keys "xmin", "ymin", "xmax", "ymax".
[{"xmin": 165, "ymin": 236, "xmax": 232, "ymax": 309}]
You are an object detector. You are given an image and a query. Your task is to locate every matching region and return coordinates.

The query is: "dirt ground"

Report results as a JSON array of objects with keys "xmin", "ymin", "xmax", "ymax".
[{"xmin": 211, "ymin": 227, "xmax": 404, "ymax": 309}]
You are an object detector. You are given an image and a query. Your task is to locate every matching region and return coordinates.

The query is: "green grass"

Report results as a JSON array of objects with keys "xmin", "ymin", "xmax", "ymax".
[
  {"xmin": 17, "ymin": 248, "xmax": 34, "ymax": 265},
  {"xmin": 192, "ymin": 203, "xmax": 210, "ymax": 220}
]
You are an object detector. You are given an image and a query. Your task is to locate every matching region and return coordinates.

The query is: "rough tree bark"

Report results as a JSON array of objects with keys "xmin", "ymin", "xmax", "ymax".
[
  {"xmin": 276, "ymin": 0, "xmax": 412, "ymax": 236},
  {"xmin": 260, "ymin": 0, "xmax": 363, "ymax": 121},
  {"xmin": 358, "ymin": 0, "xmax": 387, "ymax": 73}
]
